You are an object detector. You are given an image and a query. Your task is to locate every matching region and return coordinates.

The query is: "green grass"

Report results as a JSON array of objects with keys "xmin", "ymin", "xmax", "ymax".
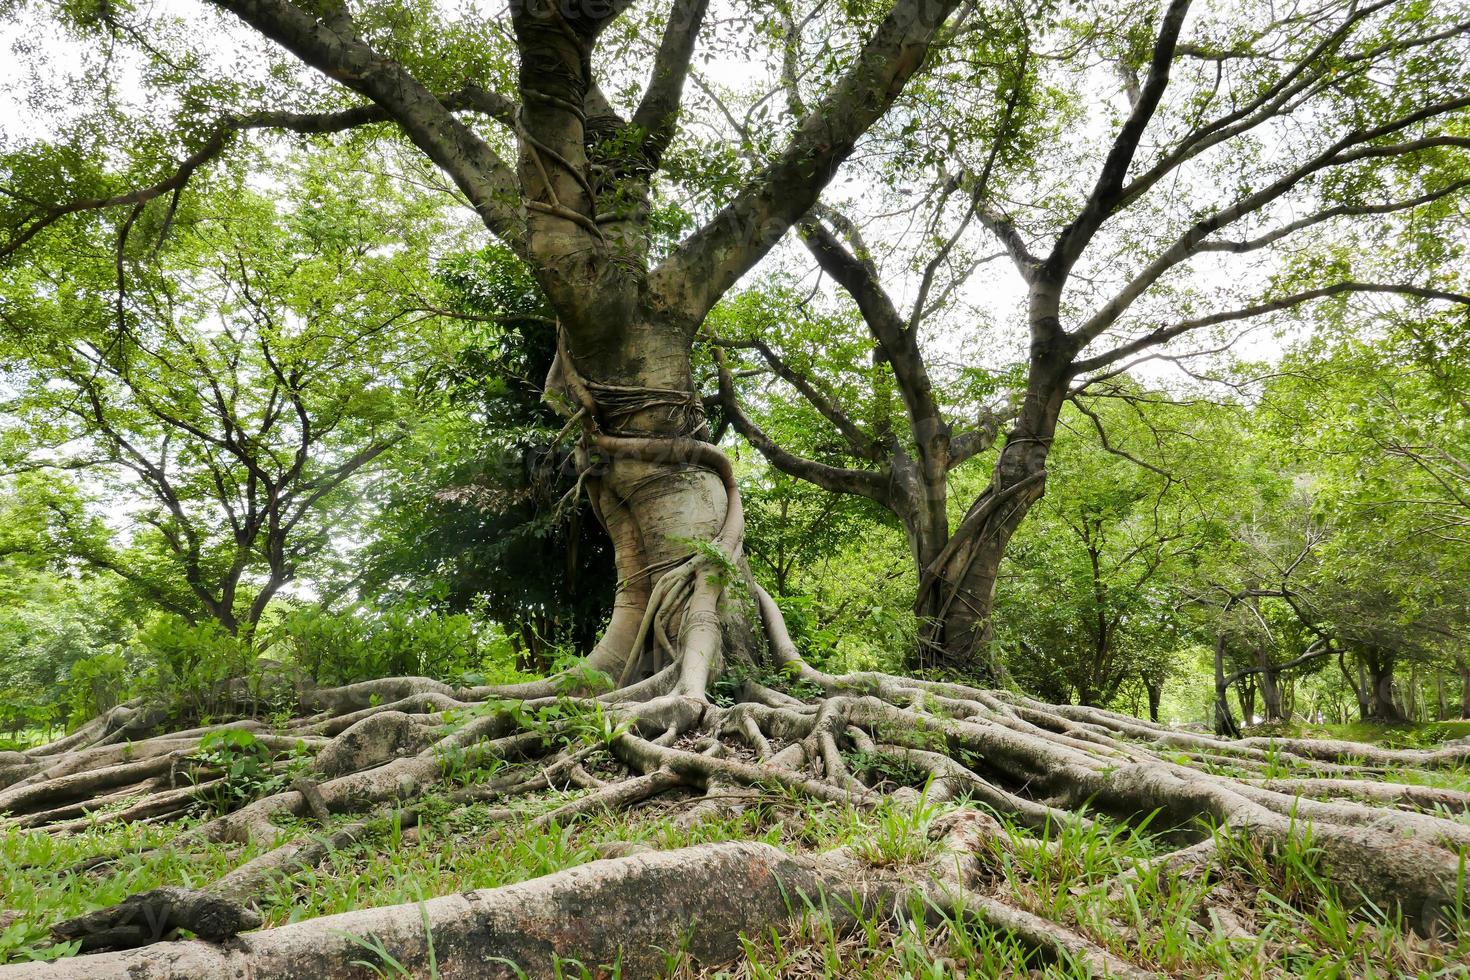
[
  {"xmin": 1247, "ymin": 719, "xmax": 1470, "ymax": 748},
  {"xmin": 5, "ymin": 743, "xmax": 1470, "ymax": 974}
]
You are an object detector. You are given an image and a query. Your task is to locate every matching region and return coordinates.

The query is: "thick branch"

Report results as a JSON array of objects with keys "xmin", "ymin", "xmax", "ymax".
[
  {"xmin": 801, "ymin": 217, "xmax": 943, "ymax": 450},
  {"xmin": 207, "ymin": 0, "xmax": 525, "ymax": 247},
  {"xmin": 654, "ymin": 0, "xmax": 960, "ymax": 322},
  {"xmin": 715, "ymin": 334, "xmax": 883, "ymax": 462},
  {"xmin": 1042, "ymin": 0, "xmax": 1191, "ymax": 280},
  {"xmin": 630, "ymin": 0, "xmax": 711, "ymax": 166},
  {"xmin": 714, "ymin": 353, "xmax": 892, "ymax": 504},
  {"xmin": 2, "ymin": 88, "xmax": 521, "ymax": 262}
]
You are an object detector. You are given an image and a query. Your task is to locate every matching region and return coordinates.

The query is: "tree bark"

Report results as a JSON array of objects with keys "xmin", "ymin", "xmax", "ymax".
[
  {"xmin": 1363, "ymin": 649, "xmax": 1406, "ymax": 723},
  {"xmin": 913, "ymin": 341, "xmax": 1068, "ymax": 679},
  {"xmin": 1144, "ymin": 676, "xmax": 1162, "ymax": 723},
  {"xmin": 1459, "ymin": 655, "xmax": 1470, "ymax": 720},
  {"xmin": 1237, "ymin": 677, "xmax": 1257, "ymax": 727},
  {"xmin": 1258, "ymin": 647, "xmax": 1285, "ymax": 723}
]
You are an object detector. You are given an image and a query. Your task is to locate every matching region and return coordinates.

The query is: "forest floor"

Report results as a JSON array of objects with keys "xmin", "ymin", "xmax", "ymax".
[{"xmin": 2, "ymin": 719, "xmax": 1469, "ymax": 977}]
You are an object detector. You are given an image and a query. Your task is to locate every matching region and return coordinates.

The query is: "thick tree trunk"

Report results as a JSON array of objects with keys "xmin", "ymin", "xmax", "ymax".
[
  {"xmin": 547, "ymin": 323, "xmax": 762, "ymax": 695},
  {"xmin": 916, "ymin": 503, "xmax": 1034, "ymax": 677}
]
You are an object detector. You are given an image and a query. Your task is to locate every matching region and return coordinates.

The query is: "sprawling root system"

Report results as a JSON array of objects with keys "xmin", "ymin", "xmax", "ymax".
[{"xmin": 3, "ymin": 427, "xmax": 1469, "ymax": 978}]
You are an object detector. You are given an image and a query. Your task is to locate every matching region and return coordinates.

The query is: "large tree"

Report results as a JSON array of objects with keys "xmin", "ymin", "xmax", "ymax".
[
  {"xmin": 1, "ymin": 154, "xmax": 440, "ymax": 633},
  {"xmin": 716, "ymin": 0, "xmax": 1470, "ymax": 678},
  {"xmin": 5, "ymin": 0, "xmax": 1470, "ymax": 973}
]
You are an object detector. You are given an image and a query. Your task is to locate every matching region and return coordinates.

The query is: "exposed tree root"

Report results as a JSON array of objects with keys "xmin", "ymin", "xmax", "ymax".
[
  {"xmin": 4, "ymin": 427, "xmax": 1470, "ymax": 973},
  {"xmin": 3, "ymin": 813, "xmax": 1153, "ymax": 980},
  {"xmin": 4, "ymin": 660, "xmax": 1468, "ymax": 973},
  {"xmin": 49, "ymin": 888, "xmax": 261, "ymax": 954}
]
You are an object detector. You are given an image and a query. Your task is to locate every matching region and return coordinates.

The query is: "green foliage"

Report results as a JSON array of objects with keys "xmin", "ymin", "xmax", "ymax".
[
  {"xmin": 995, "ymin": 392, "xmax": 1255, "ymax": 710},
  {"xmin": 130, "ymin": 616, "xmax": 255, "ymax": 723},
  {"xmin": 709, "ymin": 660, "xmax": 823, "ymax": 707},
  {"xmin": 355, "ymin": 245, "xmax": 616, "ymax": 672},
  {"xmin": 262, "ymin": 604, "xmax": 491, "ymax": 688},
  {"xmin": 0, "ymin": 919, "xmax": 78, "ymax": 965},
  {"xmin": 186, "ymin": 729, "xmax": 308, "ymax": 817},
  {"xmin": 0, "ymin": 147, "xmax": 449, "ymax": 635},
  {"xmin": 63, "ymin": 652, "xmax": 128, "ymax": 725}
]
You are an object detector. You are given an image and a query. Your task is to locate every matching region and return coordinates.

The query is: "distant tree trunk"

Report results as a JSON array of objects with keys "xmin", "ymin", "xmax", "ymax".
[
  {"xmin": 1144, "ymin": 675, "xmax": 1163, "ymax": 723},
  {"xmin": 914, "ymin": 333, "xmax": 1068, "ymax": 680},
  {"xmin": 1257, "ymin": 647, "xmax": 1285, "ymax": 723},
  {"xmin": 1346, "ymin": 655, "xmax": 1372, "ymax": 721},
  {"xmin": 1214, "ymin": 631, "xmax": 1241, "ymax": 737},
  {"xmin": 1363, "ymin": 648, "xmax": 1405, "ymax": 723},
  {"xmin": 1280, "ymin": 677, "xmax": 1296, "ymax": 723},
  {"xmin": 1237, "ymin": 676, "xmax": 1257, "ymax": 727},
  {"xmin": 1459, "ymin": 656, "xmax": 1470, "ymax": 720},
  {"xmin": 1406, "ymin": 662, "xmax": 1420, "ymax": 722}
]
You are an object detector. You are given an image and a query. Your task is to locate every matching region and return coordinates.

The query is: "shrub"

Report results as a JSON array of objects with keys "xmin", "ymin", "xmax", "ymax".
[
  {"xmin": 130, "ymin": 616, "xmax": 255, "ymax": 722},
  {"xmin": 64, "ymin": 651, "xmax": 129, "ymax": 725},
  {"xmin": 187, "ymin": 728, "xmax": 307, "ymax": 816},
  {"xmin": 263, "ymin": 603, "xmax": 498, "ymax": 686}
]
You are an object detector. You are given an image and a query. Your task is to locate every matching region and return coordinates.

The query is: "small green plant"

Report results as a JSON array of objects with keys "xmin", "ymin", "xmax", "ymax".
[
  {"xmin": 187, "ymin": 729, "xmax": 307, "ymax": 816},
  {"xmin": 0, "ymin": 919, "xmax": 79, "ymax": 965},
  {"xmin": 63, "ymin": 651, "xmax": 129, "ymax": 727},
  {"xmin": 710, "ymin": 660, "xmax": 823, "ymax": 707},
  {"xmin": 853, "ymin": 780, "xmax": 943, "ymax": 866},
  {"xmin": 849, "ymin": 750, "xmax": 929, "ymax": 788},
  {"xmin": 337, "ymin": 898, "xmax": 438, "ymax": 979},
  {"xmin": 434, "ymin": 742, "xmax": 508, "ymax": 786}
]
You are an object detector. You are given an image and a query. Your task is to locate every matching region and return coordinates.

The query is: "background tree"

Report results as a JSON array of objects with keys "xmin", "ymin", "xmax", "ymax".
[
  {"xmin": 0, "ymin": 476, "xmax": 139, "ymax": 737},
  {"xmin": 716, "ymin": 0, "xmax": 1470, "ymax": 680},
  {"xmin": 1265, "ymin": 317, "xmax": 1470, "ymax": 721},
  {"xmin": 995, "ymin": 392, "xmax": 1239, "ymax": 709},
  {"xmin": 1, "ymin": 154, "xmax": 446, "ymax": 634},
  {"xmin": 357, "ymin": 245, "xmax": 617, "ymax": 671}
]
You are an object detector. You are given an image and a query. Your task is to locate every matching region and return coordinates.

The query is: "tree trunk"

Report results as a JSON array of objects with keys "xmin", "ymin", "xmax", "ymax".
[
  {"xmin": 1258, "ymin": 647, "xmax": 1285, "ymax": 723},
  {"xmin": 1350, "ymin": 655, "xmax": 1372, "ymax": 721},
  {"xmin": 1144, "ymin": 676, "xmax": 1162, "ymax": 724},
  {"xmin": 1459, "ymin": 656, "xmax": 1470, "ymax": 720},
  {"xmin": 1406, "ymin": 662, "xmax": 1419, "ymax": 722},
  {"xmin": 549, "ymin": 325, "xmax": 762, "ymax": 694},
  {"xmin": 912, "ymin": 341, "xmax": 1068, "ymax": 680},
  {"xmin": 1363, "ymin": 649, "xmax": 1405, "ymax": 723},
  {"xmin": 1237, "ymin": 677, "xmax": 1257, "ymax": 727},
  {"xmin": 1213, "ymin": 633, "xmax": 1239, "ymax": 738}
]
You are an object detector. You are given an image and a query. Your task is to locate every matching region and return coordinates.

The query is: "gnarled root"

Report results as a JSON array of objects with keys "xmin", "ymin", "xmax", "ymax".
[{"xmin": 7, "ymin": 656, "xmax": 1468, "ymax": 970}]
